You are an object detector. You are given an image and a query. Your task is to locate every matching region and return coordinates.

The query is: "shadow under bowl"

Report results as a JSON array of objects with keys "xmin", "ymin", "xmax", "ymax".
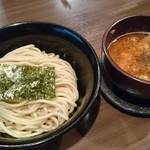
[{"xmin": 0, "ymin": 22, "xmax": 101, "ymax": 149}]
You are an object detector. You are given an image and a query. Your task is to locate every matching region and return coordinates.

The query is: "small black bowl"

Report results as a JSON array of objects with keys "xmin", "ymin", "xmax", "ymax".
[
  {"xmin": 0, "ymin": 22, "xmax": 101, "ymax": 149},
  {"xmin": 102, "ymin": 15, "xmax": 150, "ymax": 100}
]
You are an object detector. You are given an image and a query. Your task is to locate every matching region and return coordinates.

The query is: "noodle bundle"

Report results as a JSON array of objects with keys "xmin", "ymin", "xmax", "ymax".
[{"xmin": 0, "ymin": 44, "xmax": 79, "ymax": 138}]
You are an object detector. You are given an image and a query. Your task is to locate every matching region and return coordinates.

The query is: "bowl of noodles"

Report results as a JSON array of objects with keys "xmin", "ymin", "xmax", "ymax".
[
  {"xmin": 102, "ymin": 15, "xmax": 150, "ymax": 100},
  {"xmin": 0, "ymin": 22, "xmax": 101, "ymax": 149}
]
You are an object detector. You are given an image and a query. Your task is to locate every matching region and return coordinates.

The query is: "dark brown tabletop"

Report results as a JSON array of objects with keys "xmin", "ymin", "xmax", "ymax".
[{"xmin": 0, "ymin": 0, "xmax": 150, "ymax": 150}]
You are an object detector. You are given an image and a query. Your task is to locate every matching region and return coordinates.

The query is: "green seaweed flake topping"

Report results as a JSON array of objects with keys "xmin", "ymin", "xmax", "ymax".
[{"xmin": 0, "ymin": 64, "xmax": 56, "ymax": 101}]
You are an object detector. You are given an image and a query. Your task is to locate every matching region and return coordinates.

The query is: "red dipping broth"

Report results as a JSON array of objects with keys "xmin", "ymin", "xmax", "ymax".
[{"xmin": 108, "ymin": 32, "xmax": 150, "ymax": 81}]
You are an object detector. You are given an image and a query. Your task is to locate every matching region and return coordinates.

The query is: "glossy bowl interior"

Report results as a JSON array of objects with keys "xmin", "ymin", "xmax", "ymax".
[
  {"xmin": 102, "ymin": 15, "xmax": 150, "ymax": 100},
  {"xmin": 0, "ymin": 22, "xmax": 100, "ymax": 149}
]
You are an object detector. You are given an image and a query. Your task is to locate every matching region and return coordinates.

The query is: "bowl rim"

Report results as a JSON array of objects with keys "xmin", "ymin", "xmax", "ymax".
[
  {"xmin": 0, "ymin": 21, "xmax": 101, "ymax": 148},
  {"xmin": 102, "ymin": 15, "xmax": 150, "ymax": 85}
]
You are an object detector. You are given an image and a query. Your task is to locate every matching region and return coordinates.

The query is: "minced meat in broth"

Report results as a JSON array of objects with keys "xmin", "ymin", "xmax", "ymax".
[{"xmin": 108, "ymin": 32, "xmax": 150, "ymax": 81}]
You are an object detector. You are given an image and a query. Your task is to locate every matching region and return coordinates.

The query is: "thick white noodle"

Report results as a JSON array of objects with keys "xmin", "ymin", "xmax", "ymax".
[{"xmin": 0, "ymin": 44, "xmax": 79, "ymax": 138}]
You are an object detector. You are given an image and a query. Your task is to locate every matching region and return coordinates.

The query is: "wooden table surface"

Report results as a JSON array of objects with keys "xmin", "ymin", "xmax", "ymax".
[{"xmin": 1, "ymin": 0, "xmax": 150, "ymax": 150}]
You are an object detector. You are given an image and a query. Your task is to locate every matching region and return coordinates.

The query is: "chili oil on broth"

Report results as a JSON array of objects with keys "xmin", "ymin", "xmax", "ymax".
[{"xmin": 108, "ymin": 32, "xmax": 150, "ymax": 81}]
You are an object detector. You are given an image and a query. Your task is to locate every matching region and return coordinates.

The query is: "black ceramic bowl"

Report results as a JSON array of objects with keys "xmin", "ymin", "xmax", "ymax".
[
  {"xmin": 102, "ymin": 15, "xmax": 150, "ymax": 100},
  {"xmin": 0, "ymin": 22, "xmax": 100, "ymax": 149}
]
